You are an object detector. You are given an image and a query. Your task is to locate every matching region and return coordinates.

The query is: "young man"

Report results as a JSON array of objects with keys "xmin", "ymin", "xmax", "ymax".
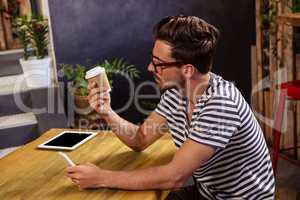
[{"xmin": 66, "ymin": 15, "xmax": 275, "ymax": 199}]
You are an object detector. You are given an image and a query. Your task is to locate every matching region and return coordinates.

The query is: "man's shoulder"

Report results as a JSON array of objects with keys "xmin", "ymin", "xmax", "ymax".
[
  {"xmin": 208, "ymin": 73, "xmax": 241, "ymax": 103},
  {"xmin": 210, "ymin": 72, "xmax": 235, "ymax": 88},
  {"xmin": 161, "ymin": 88, "xmax": 182, "ymax": 100}
]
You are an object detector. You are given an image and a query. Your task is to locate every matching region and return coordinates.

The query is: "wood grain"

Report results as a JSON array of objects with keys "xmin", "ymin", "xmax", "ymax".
[
  {"xmin": 0, "ymin": 2, "xmax": 7, "ymax": 50},
  {"xmin": 250, "ymin": 46, "xmax": 258, "ymax": 113},
  {"xmin": 255, "ymin": 0, "xmax": 265, "ymax": 131},
  {"xmin": 275, "ymin": 187, "xmax": 300, "ymax": 200},
  {"xmin": 0, "ymin": 129, "xmax": 176, "ymax": 200},
  {"xmin": 19, "ymin": 0, "xmax": 31, "ymax": 16},
  {"xmin": 282, "ymin": 6, "xmax": 295, "ymax": 152},
  {"xmin": 277, "ymin": 13, "xmax": 300, "ymax": 27},
  {"xmin": 1, "ymin": 0, "xmax": 14, "ymax": 49}
]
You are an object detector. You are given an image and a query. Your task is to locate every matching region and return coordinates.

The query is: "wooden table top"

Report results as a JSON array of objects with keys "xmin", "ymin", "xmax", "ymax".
[{"xmin": 0, "ymin": 129, "xmax": 176, "ymax": 200}]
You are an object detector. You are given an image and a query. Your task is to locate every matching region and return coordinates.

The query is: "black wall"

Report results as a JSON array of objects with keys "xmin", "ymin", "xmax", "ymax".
[{"xmin": 49, "ymin": 0, "xmax": 255, "ymax": 123}]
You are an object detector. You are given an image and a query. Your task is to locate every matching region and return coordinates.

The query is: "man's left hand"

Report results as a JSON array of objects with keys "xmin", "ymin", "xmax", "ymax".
[{"xmin": 66, "ymin": 163, "xmax": 104, "ymax": 189}]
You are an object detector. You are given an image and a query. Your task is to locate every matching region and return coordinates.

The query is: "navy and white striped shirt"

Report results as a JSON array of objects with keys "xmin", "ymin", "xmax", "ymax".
[{"xmin": 155, "ymin": 73, "xmax": 275, "ymax": 200}]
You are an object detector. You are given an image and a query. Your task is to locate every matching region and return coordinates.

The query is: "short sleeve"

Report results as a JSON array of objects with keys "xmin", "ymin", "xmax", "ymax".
[
  {"xmin": 154, "ymin": 91, "xmax": 172, "ymax": 119},
  {"xmin": 189, "ymin": 96, "xmax": 241, "ymax": 149}
]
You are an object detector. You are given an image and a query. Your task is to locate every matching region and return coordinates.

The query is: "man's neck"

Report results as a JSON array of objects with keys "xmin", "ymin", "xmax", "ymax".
[{"xmin": 183, "ymin": 72, "xmax": 210, "ymax": 104}]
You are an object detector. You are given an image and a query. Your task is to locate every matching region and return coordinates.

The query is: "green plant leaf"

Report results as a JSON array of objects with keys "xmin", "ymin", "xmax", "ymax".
[
  {"xmin": 14, "ymin": 14, "xmax": 49, "ymax": 59},
  {"xmin": 293, "ymin": 0, "xmax": 300, "ymax": 12},
  {"xmin": 61, "ymin": 58, "xmax": 139, "ymax": 96},
  {"xmin": 101, "ymin": 58, "xmax": 140, "ymax": 78},
  {"xmin": 60, "ymin": 64, "xmax": 74, "ymax": 80}
]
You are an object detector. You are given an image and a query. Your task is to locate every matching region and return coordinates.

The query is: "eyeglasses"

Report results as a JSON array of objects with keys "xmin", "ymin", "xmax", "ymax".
[{"xmin": 150, "ymin": 54, "xmax": 183, "ymax": 73}]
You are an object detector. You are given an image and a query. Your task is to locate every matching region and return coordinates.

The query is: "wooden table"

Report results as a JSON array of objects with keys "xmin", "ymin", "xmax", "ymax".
[{"xmin": 0, "ymin": 129, "xmax": 176, "ymax": 200}]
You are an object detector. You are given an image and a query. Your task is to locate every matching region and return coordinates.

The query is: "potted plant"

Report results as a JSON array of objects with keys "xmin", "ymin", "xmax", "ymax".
[
  {"xmin": 61, "ymin": 63, "xmax": 89, "ymax": 111},
  {"xmin": 14, "ymin": 14, "xmax": 51, "ymax": 88},
  {"xmin": 61, "ymin": 58, "xmax": 140, "ymax": 115}
]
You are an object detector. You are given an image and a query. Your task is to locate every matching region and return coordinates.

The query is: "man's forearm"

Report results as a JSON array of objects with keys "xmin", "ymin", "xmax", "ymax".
[
  {"xmin": 103, "ymin": 111, "xmax": 143, "ymax": 151},
  {"xmin": 99, "ymin": 164, "xmax": 184, "ymax": 190}
]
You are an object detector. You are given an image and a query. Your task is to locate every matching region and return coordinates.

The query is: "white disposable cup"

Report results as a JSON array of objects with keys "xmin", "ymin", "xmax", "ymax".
[
  {"xmin": 85, "ymin": 66, "xmax": 111, "ymax": 112},
  {"xmin": 85, "ymin": 66, "xmax": 111, "ymax": 92}
]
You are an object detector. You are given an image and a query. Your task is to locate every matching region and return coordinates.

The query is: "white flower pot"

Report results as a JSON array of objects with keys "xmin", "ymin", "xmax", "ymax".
[{"xmin": 19, "ymin": 57, "xmax": 52, "ymax": 89}]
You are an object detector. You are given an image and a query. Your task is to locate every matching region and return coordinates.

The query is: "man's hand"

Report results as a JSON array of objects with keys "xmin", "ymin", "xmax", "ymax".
[
  {"xmin": 64, "ymin": 139, "xmax": 214, "ymax": 190},
  {"xmin": 88, "ymin": 82, "xmax": 112, "ymax": 117},
  {"xmin": 66, "ymin": 163, "xmax": 105, "ymax": 189}
]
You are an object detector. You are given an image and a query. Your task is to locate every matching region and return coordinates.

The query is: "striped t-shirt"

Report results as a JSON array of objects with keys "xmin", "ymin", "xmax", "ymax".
[{"xmin": 155, "ymin": 72, "xmax": 275, "ymax": 200}]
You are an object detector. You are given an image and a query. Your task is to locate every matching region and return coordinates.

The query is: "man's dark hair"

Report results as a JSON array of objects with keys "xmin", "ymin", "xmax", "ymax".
[{"xmin": 153, "ymin": 15, "xmax": 220, "ymax": 74}]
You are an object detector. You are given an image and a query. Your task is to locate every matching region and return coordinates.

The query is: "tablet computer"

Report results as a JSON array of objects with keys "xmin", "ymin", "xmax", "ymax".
[{"xmin": 38, "ymin": 131, "xmax": 97, "ymax": 150}]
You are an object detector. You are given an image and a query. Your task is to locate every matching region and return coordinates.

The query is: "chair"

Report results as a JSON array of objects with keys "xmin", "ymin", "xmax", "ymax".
[{"xmin": 272, "ymin": 80, "xmax": 300, "ymax": 175}]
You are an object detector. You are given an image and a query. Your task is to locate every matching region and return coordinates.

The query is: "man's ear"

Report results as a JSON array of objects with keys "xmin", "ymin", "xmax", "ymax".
[{"xmin": 181, "ymin": 64, "xmax": 195, "ymax": 78}]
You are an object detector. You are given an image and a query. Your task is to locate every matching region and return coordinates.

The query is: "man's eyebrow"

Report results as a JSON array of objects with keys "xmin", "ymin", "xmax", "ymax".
[{"xmin": 152, "ymin": 54, "xmax": 164, "ymax": 62}]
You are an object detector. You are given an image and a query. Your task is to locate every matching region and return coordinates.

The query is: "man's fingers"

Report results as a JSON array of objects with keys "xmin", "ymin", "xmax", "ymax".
[
  {"xmin": 99, "ymin": 92, "xmax": 110, "ymax": 99},
  {"xmin": 91, "ymin": 102, "xmax": 104, "ymax": 113},
  {"xmin": 88, "ymin": 89, "xmax": 110, "ymax": 101},
  {"xmin": 67, "ymin": 173, "xmax": 81, "ymax": 180},
  {"xmin": 89, "ymin": 101, "xmax": 98, "ymax": 110},
  {"xmin": 98, "ymin": 87, "xmax": 110, "ymax": 93},
  {"xmin": 66, "ymin": 166, "xmax": 75, "ymax": 173},
  {"xmin": 89, "ymin": 94, "xmax": 99, "ymax": 104},
  {"xmin": 99, "ymin": 100, "xmax": 104, "ymax": 105},
  {"xmin": 88, "ymin": 88, "xmax": 100, "ymax": 98},
  {"xmin": 89, "ymin": 96, "xmax": 108, "ymax": 107},
  {"xmin": 90, "ymin": 93, "xmax": 109, "ymax": 102},
  {"xmin": 71, "ymin": 178, "xmax": 80, "ymax": 184},
  {"xmin": 87, "ymin": 81, "xmax": 97, "ymax": 91},
  {"xmin": 88, "ymin": 85, "xmax": 109, "ymax": 94},
  {"xmin": 66, "ymin": 166, "xmax": 81, "ymax": 173}
]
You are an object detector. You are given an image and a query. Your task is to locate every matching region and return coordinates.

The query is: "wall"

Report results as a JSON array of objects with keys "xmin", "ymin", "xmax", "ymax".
[{"xmin": 48, "ymin": 0, "xmax": 255, "ymax": 123}]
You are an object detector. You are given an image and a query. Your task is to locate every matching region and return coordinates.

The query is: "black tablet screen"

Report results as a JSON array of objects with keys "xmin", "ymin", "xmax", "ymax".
[{"xmin": 44, "ymin": 132, "xmax": 92, "ymax": 147}]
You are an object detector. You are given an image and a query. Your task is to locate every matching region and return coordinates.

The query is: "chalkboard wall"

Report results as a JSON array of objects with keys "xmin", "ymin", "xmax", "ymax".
[{"xmin": 49, "ymin": 0, "xmax": 255, "ymax": 123}]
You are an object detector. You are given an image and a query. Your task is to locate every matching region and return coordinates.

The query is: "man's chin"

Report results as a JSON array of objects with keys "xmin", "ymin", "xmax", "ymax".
[{"xmin": 153, "ymin": 78, "xmax": 181, "ymax": 92}]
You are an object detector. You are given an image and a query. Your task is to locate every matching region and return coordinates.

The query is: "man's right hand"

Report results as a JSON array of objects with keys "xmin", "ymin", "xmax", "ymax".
[
  {"xmin": 87, "ymin": 81, "xmax": 167, "ymax": 152},
  {"xmin": 88, "ymin": 82, "xmax": 112, "ymax": 118}
]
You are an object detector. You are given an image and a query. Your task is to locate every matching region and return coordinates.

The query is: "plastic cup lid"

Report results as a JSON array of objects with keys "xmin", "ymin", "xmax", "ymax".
[{"xmin": 85, "ymin": 66, "xmax": 105, "ymax": 79}]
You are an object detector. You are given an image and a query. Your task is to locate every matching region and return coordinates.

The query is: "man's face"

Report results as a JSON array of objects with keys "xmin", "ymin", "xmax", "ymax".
[{"xmin": 148, "ymin": 40, "xmax": 183, "ymax": 90}]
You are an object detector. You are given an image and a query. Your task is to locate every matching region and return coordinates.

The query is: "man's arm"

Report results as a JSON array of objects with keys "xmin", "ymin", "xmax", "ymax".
[
  {"xmin": 104, "ymin": 111, "xmax": 168, "ymax": 152},
  {"xmin": 88, "ymin": 82, "xmax": 167, "ymax": 151},
  {"xmin": 66, "ymin": 139, "xmax": 215, "ymax": 190}
]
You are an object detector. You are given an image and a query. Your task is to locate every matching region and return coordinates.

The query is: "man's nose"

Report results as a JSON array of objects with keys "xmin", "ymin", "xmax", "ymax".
[{"xmin": 147, "ymin": 62, "xmax": 155, "ymax": 73}]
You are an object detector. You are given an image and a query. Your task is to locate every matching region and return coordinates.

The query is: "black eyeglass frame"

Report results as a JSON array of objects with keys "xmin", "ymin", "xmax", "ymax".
[{"xmin": 150, "ymin": 54, "xmax": 184, "ymax": 73}]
